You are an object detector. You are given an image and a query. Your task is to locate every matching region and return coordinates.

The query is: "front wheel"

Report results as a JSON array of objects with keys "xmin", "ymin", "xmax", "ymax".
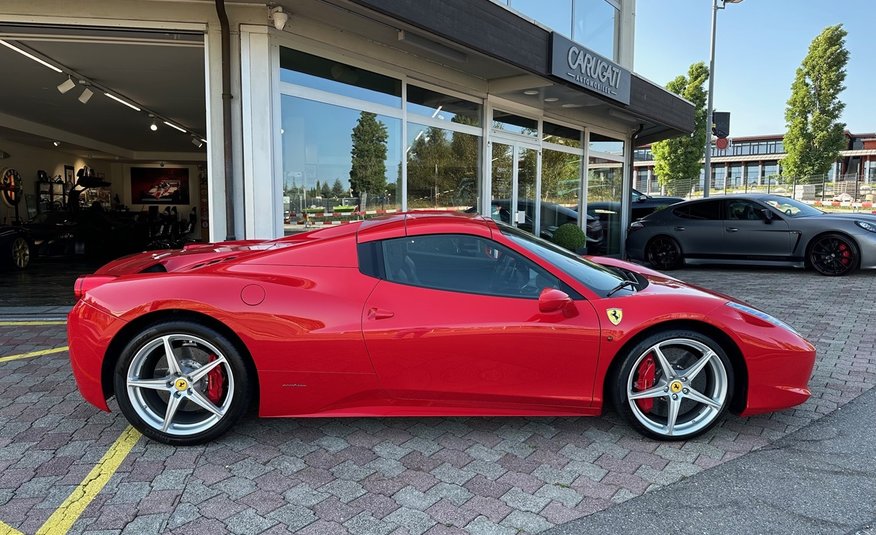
[
  {"xmin": 808, "ymin": 233, "xmax": 858, "ymax": 276},
  {"xmin": 9, "ymin": 236, "xmax": 30, "ymax": 270},
  {"xmin": 114, "ymin": 321, "xmax": 251, "ymax": 445},
  {"xmin": 645, "ymin": 236, "xmax": 683, "ymax": 270},
  {"xmin": 612, "ymin": 330, "xmax": 733, "ymax": 440}
]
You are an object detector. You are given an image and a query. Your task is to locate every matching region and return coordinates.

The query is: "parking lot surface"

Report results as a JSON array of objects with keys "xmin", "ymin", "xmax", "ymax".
[{"xmin": 1, "ymin": 266, "xmax": 874, "ymax": 534}]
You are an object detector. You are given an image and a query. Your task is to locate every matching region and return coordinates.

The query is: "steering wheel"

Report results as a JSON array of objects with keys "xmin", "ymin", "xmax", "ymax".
[{"xmin": 785, "ymin": 209, "xmax": 793, "ymax": 215}]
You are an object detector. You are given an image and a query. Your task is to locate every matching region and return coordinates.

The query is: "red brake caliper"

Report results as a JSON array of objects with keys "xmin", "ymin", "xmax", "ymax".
[
  {"xmin": 634, "ymin": 354, "xmax": 656, "ymax": 413},
  {"xmin": 839, "ymin": 243, "xmax": 850, "ymax": 265},
  {"xmin": 205, "ymin": 355, "xmax": 224, "ymax": 404}
]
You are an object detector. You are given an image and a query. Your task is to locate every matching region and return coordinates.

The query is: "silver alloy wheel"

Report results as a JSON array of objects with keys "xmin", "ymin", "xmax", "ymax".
[
  {"xmin": 126, "ymin": 334, "xmax": 234, "ymax": 436},
  {"xmin": 626, "ymin": 337, "xmax": 728, "ymax": 438},
  {"xmin": 11, "ymin": 237, "xmax": 29, "ymax": 269}
]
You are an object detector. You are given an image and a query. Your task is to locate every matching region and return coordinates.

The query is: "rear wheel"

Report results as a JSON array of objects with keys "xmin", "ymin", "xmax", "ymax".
[
  {"xmin": 9, "ymin": 237, "xmax": 29, "ymax": 270},
  {"xmin": 645, "ymin": 236, "xmax": 683, "ymax": 270},
  {"xmin": 808, "ymin": 233, "xmax": 858, "ymax": 276},
  {"xmin": 612, "ymin": 330, "xmax": 733, "ymax": 440},
  {"xmin": 114, "ymin": 321, "xmax": 251, "ymax": 445}
]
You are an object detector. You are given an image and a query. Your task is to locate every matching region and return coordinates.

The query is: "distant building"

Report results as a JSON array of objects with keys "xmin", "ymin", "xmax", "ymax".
[{"xmin": 633, "ymin": 132, "xmax": 876, "ymax": 199}]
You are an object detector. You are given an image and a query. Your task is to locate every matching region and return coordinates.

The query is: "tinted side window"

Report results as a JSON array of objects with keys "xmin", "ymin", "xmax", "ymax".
[
  {"xmin": 725, "ymin": 200, "xmax": 763, "ymax": 221},
  {"xmin": 382, "ymin": 234, "xmax": 560, "ymax": 299},
  {"xmin": 673, "ymin": 201, "xmax": 721, "ymax": 220}
]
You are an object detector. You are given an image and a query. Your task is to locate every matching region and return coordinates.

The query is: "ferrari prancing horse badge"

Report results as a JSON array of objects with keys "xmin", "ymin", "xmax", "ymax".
[{"xmin": 606, "ymin": 308, "xmax": 623, "ymax": 326}]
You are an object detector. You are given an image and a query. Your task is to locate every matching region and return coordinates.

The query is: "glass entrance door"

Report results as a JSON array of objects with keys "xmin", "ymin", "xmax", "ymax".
[{"xmin": 490, "ymin": 139, "xmax": 540, "ymax": 236}]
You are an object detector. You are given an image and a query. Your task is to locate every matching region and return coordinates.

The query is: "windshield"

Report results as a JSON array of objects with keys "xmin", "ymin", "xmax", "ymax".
[
  {"xmin": 499, "ymin": 224, "xmax": 634, "ymax": 298},
  {"xmin": 761, "ymin": 195, "xmax": 822, "ymax": 217}
]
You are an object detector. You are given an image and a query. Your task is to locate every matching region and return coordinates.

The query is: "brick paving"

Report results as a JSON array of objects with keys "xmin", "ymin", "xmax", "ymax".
[{"xmin": 0, "ymin": 267, "xmax": 874, "ymax": 534}]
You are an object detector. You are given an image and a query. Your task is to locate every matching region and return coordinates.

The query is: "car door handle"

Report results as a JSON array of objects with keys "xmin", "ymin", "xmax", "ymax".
[
  {"xmin": 674, "ymin": 226, "xmax": 685, "ymax": 231},
  {"xmin": 726, "ymin": 227, "xmax": 739, "ymax": 232},
  {"xmin": 368, "ymin": 308, "xmax": 395, "ymax": 320}
]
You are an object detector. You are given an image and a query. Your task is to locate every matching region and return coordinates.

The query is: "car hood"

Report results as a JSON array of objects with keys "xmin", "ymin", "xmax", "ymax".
[{"xmin": 808, "ymin": 212, "xmax": 876, "ymax": 222}]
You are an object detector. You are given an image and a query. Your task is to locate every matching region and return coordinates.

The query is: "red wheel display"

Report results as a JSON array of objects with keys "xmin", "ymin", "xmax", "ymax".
[{"xmin": 1, "ymin": 167, "xmax": 23, "ymax": 207}]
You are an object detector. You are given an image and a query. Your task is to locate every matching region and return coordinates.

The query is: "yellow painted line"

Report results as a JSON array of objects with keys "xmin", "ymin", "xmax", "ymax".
[
  {"xmin": 0, "ymin": 520, "xmax": 24, "ymax": 535},
  {"xmin": 36, "ymin": 426, "xmax": 141, "ymax": 535},
  {"xmin": 0, "ymin": 346, "xmax": 69, "ymax": 364},
  {"xmin": 0, "ymin": 321, "xmax": 67, "ymax": 326}
]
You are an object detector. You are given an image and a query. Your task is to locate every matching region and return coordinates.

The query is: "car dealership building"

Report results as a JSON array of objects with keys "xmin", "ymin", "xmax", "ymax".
[{"xmin": 0, "ymin": 0, "xmax": 694, "ymax": 257}]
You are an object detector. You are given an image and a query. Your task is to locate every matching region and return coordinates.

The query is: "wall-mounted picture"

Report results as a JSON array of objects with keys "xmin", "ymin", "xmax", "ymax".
[{"xmin": 131, "ymin": 167, "xmax": 190, "ymax": 204}]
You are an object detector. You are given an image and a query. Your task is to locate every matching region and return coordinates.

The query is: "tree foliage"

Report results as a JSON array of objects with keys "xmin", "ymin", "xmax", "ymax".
[
  {"xmin": 407, "ymin": 116, "xmax": 480, "ymax": 208},
  {"xmin": 783, "ymin": 25, "xmax": 848, "ymax": 183},
  {"xmin": 651, "ymin": 62, "xmax": 709, "ymax": 196},
  {"xmin": 349, "ymin": 112, "xmax": 388, "ymax": 196}
]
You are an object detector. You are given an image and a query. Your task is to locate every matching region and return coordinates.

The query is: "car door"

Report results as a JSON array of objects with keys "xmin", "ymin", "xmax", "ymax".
[
  {"xmin": 667, "ymin": 199, "xmax": 725, "ymax": 259},
  {"xmin": 360, "ymin": 233, "xmax": 602, "ymax": 411},
  {"xmin": 722, "ymin": 199, "xmax": 793, "ymax": 259}
]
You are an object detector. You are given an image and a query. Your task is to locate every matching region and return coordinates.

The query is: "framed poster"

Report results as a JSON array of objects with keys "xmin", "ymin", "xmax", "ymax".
[
  {"xmin": 131, "ymin": 167, "xmax": 190, "ymax": 204},
  {"xmin": 64, "ymin": 165, "xmax": 75, "ymax": 188}
]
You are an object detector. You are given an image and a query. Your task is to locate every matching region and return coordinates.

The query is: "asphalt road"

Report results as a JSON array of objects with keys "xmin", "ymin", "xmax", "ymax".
[{"xmin": 547, "ymin": 386, "xmax": 876, "ymax": 535}]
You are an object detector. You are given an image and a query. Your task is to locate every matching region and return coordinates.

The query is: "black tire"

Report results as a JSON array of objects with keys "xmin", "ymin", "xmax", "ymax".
[
  {"xmin": 611, "ymin": 329, "xmax": 734, "ymax": 441},
  {"xmin": 9, "ymin": 236, "xmax": 30, "ymax": 270},
  {"xmin": 645, "ymin": 236, "xmax": 684, "ymax": 270},
  {"xmin": 114, "ymin": 321, "xmax": 252, "ymax": 445},
  {"xmin": 807, "ymin": 233, "xmax": 859, "ymax": 276}
]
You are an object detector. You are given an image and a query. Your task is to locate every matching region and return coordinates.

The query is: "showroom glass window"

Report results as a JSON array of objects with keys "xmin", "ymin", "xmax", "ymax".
[
  {"xmin": 541, "ymin": 122, "xmax": 583, "ymax": 230},
  {"xmin": 406, "ymin": 85, "xmax": 482, "ymax": 210},
  {"xmin": 587, "ymin": 132, "xmax": 625, "ymax": 255},
  {"xmin": 280, "ymin": 49, "xmax": 403, "ymax": 234}
]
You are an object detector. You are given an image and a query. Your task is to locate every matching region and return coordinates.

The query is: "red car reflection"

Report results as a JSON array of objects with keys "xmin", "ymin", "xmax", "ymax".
[{"xmin": 68, "ymin": 212, "xmax": 815, "ymax": 445}]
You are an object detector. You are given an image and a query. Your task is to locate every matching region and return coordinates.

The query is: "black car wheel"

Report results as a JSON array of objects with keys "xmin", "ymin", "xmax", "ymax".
[
  {"xmin": 645, "ymin": 236, "xmax": 683, "ymax": 270},
  {"xmin": 808, "ymin": 233, "xmax": 859, "ymax": 276},
  {"xmin": 9, "ymin": 236, "xmax": 30, "ymax": 270},
  {"xmin": 612, "ymin": 329, "xmax": 733, "ymax": 440},
  {"xmin": 114, "ymin": 321, "xmax": 252, "ymax": 445}
]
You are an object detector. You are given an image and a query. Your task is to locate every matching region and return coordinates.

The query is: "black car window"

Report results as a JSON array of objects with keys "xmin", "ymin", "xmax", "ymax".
[
  {"xmin": 673, "ymin": 200, "xmax": 721, "ymax": 220},
  {"xmin": 380, "ymin": 234, "xmax": 561, "ymax": 299},
  {"xmin": 725, "ymin": 200, "xmax": 763, "ymax": 221}
]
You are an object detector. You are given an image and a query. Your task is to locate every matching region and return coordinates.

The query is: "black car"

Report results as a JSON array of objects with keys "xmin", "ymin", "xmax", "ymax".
[
  {"xmin": 586, "ymin": 188, "xmax": 685, "ymax": 222},
  {"xmin": 0, "ymin": 225, "xmax": 31, "ymax": 270},
  {"xmin": 468, "ymin": 200, "xmax": 604, "ymax": 254}
]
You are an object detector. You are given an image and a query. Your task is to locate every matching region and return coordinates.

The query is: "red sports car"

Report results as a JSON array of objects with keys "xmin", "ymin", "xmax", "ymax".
[{"xmin": 68, "ymin": 212, "xmax": 815, "ymax": 445}]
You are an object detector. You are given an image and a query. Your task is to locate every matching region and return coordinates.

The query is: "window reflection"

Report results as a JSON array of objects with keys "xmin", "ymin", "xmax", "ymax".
[
  {"xmin": 279, "ymin": 48, "xmax": 402, "ymax": 107},
  {"xmin": 281, "ymin": 95, "xmax": 401, "ymax": 234},
  {"xmin": 406, "ymin": 123, "xmax": 481, "ymax": 209},
  {"xmin": 407, "ymin": 85, "xmax": 482, "ymax": 126},
  {"xmin": 573, "ymin": 0, "xmax": 619, "ymax": 60},
  {"xmin": 492, "ymin": 110, "xmax": 538, "ymax": 137}
]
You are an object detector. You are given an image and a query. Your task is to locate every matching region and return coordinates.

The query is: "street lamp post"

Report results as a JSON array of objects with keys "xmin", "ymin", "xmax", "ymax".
[{"xmin": 703, "ymin": 0, "xmax": 742, "ymax": 198}]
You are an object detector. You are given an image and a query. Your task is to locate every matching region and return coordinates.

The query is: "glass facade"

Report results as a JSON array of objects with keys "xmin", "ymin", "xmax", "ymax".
[
  {"xmin": 495, "ymin": 0, "xmax": 620, "ymax": 60},
  {"xmin": 278, "ymin": 45, "xmax": 629, "ymax": 255}
]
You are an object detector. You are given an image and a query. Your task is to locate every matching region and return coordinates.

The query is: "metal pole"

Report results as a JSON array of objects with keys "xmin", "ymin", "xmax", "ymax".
[{"xmin": 703, "ymin": 0, "xmax": 719, "ymax": 198}]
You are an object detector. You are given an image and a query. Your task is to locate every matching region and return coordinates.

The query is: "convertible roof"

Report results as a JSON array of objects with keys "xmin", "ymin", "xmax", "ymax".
[{"xmin": 357, "ymin": 211, "xmax": 493, "ymax": 243}]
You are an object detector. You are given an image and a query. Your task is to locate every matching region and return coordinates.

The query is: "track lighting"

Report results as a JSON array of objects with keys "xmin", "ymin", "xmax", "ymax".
[
  {"xmin": 191, "ymin": 136, "xmax": 204, "ymax": 148},
  {"xmin": 57, "ymin": 76, "xmax": 76, "ymax": 94},
  {"xmin": 0, "ymin": 39, "xmax": 62, "ymax": 73},
  {"xmin": 52, "ymin": 141, "xmax": 60, "ymax": 147},
  {"xmin": 105, "ymin": 92, "xmax": 141, "ymax": 112},
  {"xmin": 163, "ymin": 121, "xmax": 186, "ymax": 133},
  {"xmin": 78, "ymin": 86, "xmax": 93, "ymax": 104},
  {"xmin": 148, "ymin": 114, "xmax": 158, "ymax": 131}
]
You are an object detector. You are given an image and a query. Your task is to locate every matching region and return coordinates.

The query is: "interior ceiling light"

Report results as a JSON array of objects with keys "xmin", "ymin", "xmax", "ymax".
[
  {"xmin": 544, "ymin": 97, "xmax": 559, "ymax": 102},
  {"xmin": 57, "ymin": 76, "xmax": 76, "ymax": 94},
  {"xmin": 78, "ymin": 86, "xmax": 93, "ymax": 104},
  {"xmin": 561, "ymin": 103, "xmax": 583, "ymax": 108},
  {"xmin": 523, "ymin": 90, "xmax": 539, "ymax": 95},
  {"xmin": 0, "ymin": 39, "xmax": 62, "ymax": 73},
  {"xmin": 163, "ymin": 121, "xmax": 187, "ymax": 133},
  {"xmin": 191, "ymin": 136, "xmax": 204, "ymax": 148},
  {"xmin": 105, "ymin": 92, "xmax": 141, "ymax": 112},
  {"xmin": 148, "ymin": 114, "xmax": 158, "ymax": 131},
  {"xmin": 52, "ymin": 141, "xmax": 61, "ymax": 147}
]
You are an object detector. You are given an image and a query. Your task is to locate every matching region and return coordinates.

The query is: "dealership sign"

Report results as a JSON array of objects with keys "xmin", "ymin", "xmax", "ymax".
[{"xmin": 550, "ymin": 33, "xmax": 631, "ymax": 105}]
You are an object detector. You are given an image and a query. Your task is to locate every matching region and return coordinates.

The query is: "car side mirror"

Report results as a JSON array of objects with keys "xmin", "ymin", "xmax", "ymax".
[
  {"xmin": 759, "ymin": 208, "xmax": 773, "ymax": 224},
  {"xmin": 539, "ymin": 287, "xmax": 572, "ymax": 314}
]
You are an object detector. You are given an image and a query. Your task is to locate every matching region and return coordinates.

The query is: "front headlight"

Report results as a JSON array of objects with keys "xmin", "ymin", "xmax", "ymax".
[
  {"xmin": 725, "ymin": 301, "xmax": 800, "ymax": 335},
  {"xmin": 855, "ymin": 220, "xmax": 876, "ymax": 233}
]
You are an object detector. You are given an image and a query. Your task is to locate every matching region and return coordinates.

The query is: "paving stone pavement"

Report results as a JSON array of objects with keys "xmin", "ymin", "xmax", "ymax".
[{"xmin": 0, "ymin": 267, "xmax": 874, "ymax": 534}]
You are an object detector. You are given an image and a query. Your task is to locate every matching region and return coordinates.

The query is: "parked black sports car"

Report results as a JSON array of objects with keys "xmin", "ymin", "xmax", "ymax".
[
  {"xmin": 0, "ymin": 225, "xmax": 31, "ymax": 270},
  {"xmin": 585, "ymin": 188, "xmax": 685, "ymax": 222}
]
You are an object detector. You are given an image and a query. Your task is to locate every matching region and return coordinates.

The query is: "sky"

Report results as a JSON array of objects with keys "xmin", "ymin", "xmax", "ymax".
[{"xmin": 633, "ymin": 0, "xmax": 875, "ymax": 137}]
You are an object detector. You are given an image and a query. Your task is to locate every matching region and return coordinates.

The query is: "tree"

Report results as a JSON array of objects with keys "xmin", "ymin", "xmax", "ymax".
[
  {"xmin": 349, "ymin": 112, "xmax": 388, "ymax": 198},
  {"xmin": 783, "ymin": 25, "xmax": 848, "ymax": 183},
  {"xmin": 331, "ymin": 178, "xmax": 345, "ymax": 198},
  {"xmin": 651, "ymin": 62, "xmax": 709, "ymax": 196}
]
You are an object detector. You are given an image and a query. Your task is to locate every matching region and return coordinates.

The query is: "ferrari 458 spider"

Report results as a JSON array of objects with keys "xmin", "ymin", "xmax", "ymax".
[{"xmin": 68, "ymin": 212, "xmax": 816, "ymax": 445}]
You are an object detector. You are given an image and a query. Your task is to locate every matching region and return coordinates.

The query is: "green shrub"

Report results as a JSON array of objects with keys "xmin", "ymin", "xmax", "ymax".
[{"xmin": 553, "ymin": 223, "xmax": 586, "ymax": 252}]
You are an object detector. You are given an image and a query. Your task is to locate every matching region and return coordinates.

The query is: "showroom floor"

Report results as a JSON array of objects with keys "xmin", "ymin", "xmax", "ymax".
[{"xmin": 0, "ymin": 266, "xmax": 874, "ymax": 534}]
